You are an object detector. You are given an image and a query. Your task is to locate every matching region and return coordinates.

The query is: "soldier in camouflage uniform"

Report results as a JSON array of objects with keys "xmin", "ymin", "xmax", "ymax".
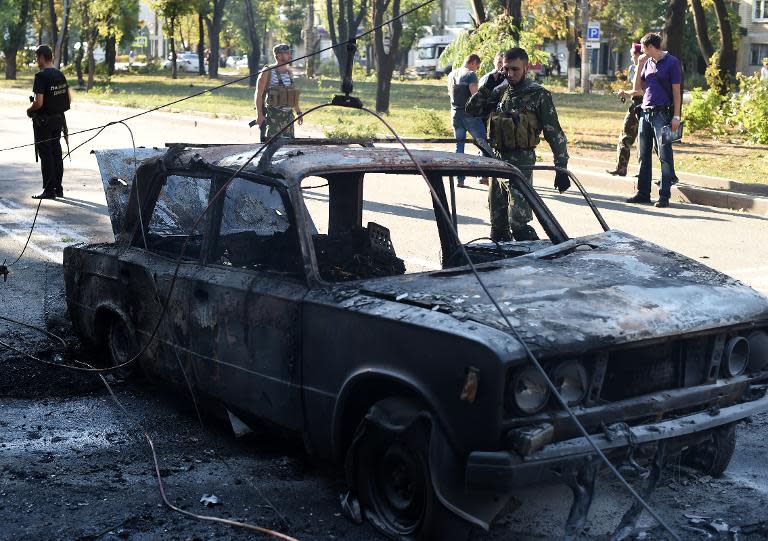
[
  {"xmin": 466, "ymin": 47, "xmax": 570, "ymax": 242},
  {"xmin": 254, "ymin": 44, "xmax": 303, "ymax": 141}
]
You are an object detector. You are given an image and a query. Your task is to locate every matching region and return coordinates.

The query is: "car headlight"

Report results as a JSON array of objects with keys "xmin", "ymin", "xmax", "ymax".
[
  {"xmin": 747, "ymin": 331, "xmax": 768, "ymax": 371},
  {"xmin": 508, "ymin": 366, "xmax": 550, "ymax": 415},
  {"xmin": 722, "ymin": 336, "xmax": 750, "ymax": 377},
  {"xmin": 551, "ymin": 360, "xmax": 588, "ymax": 406}
]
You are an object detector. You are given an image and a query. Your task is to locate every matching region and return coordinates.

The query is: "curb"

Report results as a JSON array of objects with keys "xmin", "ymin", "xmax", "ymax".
[{"xmin": 566, "ymin": 166, "xmax": 768, "ymax": 217}]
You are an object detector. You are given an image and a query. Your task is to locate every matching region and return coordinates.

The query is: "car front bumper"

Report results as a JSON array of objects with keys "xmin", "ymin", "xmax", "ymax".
[{"xmin": 465, "ymin": 393, "xmax": 768, "ymax": 493}]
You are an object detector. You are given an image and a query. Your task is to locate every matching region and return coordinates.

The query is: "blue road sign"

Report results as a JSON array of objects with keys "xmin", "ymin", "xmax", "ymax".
[{"xmin": 587, "ymin": 26, "xmax": 600, "ymax": 40}]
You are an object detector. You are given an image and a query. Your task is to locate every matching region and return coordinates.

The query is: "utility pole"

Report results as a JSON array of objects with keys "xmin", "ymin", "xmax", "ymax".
[{"xmin": 580, "ymin": 0, "xmax": 590, "ymax": 93}]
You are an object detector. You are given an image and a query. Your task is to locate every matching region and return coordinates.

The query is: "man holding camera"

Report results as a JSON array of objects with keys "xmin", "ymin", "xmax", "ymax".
[
  {"xmin": 466, "ymin": 47, "xmax": 570, "ymax": 242},
  {"xmin": 620, "ymin": 33, "xmax": 682, "ymax": 208},
  {"xmin": 27, "ymin": 45, "xmax": 70, "ymax": 199}
]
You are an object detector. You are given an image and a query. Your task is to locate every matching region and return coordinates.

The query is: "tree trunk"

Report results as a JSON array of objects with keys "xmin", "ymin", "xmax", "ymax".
[
  {"xmin": 170, "ymin": 18, "xmax": 178, "ymax": 79},
  {"xmin": 48, "ymin": 0, "xmax": 59, "ymax": 49},
  {"xmin": 4, "ymin": 0, "xmax": 30, "ymax": 80},
  {"xmin": 469, "ymin": 0, "xmax": 486, "ymax": 25},
  {"xmin": 306, "ymin": 0, "xmax": 316, "ymax": 78},
  {"xmin": 87, "ymin": 41, "xmax": 95, "ymax": 90},
  {"xmin": 373, "ymin": 0, "xmax": 402, "ymax": 113},
  {"xmin": 4, "ymin": 49, "xmax": 19, "ymax": 80},
  {"xmin": 55, "ymin": 0, "xmax": 71, "ymax": 68},
  {"xmin": 244, "ymin": 0, "xmax": 260, "ymax": 87},
  {"xmin": 75, "ymin": 38, "xmax": 84, "ymax": 86},
  {"xmin": 106, "ymin": 34, "xmax": 116, "ymax": 76},
  {"xmin": 690, "ymin": 0, "xmax": 714, "ymax": 64},
  {"xmin": 197, "ymin": 14, "xmax": 206, "ymax": 75},
  {"xmin": 327, "ymin": 0, "xmax": 368, "ymax": 79},
  {"xmin": 661, "ymin": 0, "xmax": 686, "ymax": 60},
  {"xmin": 204, "ymin": 0, "xmax": 227, "ymax": 79},
  {"xmin": 505, "ymin": 0, "xmax": 522, "ymax": 36},
  {"xmin": 712, "ymin": 0, "xmax": 736, "ymax": 77}
]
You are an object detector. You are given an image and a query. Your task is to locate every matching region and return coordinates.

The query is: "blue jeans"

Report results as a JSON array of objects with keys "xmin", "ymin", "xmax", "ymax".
[
  {"xmin": 452, "ymin": 111, "xmax": 488, "ymax": 182},
  {"xmin": 638, "ymin": 110, "xmax": 675, "ymax": 198}
]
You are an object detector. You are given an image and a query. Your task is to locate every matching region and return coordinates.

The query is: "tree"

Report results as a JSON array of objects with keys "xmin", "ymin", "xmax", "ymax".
[
  {"xmin": 688, "ymin": 0, "xmax": 738, "ymax": 94},
  {"xmin": 372, "ymin": 0, "xmax": 403, "ymax": 113},
  {"xmin": 204, "ymin": 0, "xmax": 227, "ymax": 78},
  {"xmin": 154, "ymin": 0, "xmax": 193, "ymax": 78},
  {"xmin": 278, "ymin": 0, "xmax": 307, "ymax": 45},
  {"xmin": 661, "ymin": 0, "xmax": 687, "ymax": 59},
  {"xmin": 54, "ymin": 0, "xmax": 72, "ymax": 67},
  {"xmin": 242, "ymin": 0, "xmax": 261, "ymax": 87},
  {"xmin": 0, "ymin": 0, "xmax": 31, "ymax": 80},
  {"xmin": 395, "ymin": 0, "xmax": 433, "ymax": 75},
  {"xmin": 326, "ymin": 0, "xmax": 368, "ymax": 78}
]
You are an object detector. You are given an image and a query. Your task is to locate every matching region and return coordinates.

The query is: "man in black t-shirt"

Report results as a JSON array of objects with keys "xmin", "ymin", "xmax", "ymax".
[{"xmin": 27, "ymin": 45, "xmax": 71, "ymax": 199}]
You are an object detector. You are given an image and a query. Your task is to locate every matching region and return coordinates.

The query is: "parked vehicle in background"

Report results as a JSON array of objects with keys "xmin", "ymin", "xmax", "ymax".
[
  {"xmin": 235, "ymin": 55, "xmax": 249, "ymax": 69},
  {"xmin": 225, "ymin": 55, "xmax": 243, "ymax": 68},
  {"xmin": 415, "ymin": 35, "xmax": 454, "ymax": 78},
  {"xmin": 163, "ymin": 52, "xmax": 200, "ymax": 72}
]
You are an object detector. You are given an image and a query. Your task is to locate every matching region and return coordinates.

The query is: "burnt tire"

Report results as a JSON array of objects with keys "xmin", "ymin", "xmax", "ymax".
[
  {"xmin": 106, "ymin": 314, "xmax": 137, "ymax": 380},
  {"xmin": 353, "ymin": 398, "xmax": 473, "ymax": 541},
  {"xmin": 682, "ymin": 422, "xmax": 737, "ymax": 477}
]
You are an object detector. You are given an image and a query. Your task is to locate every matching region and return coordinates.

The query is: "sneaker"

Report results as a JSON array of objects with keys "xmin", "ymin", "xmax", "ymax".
[
  {"xmin": 512, "ymin": 225, "xmax": 540, "ymax": 241},
  {"xmin": 607, "ymin": 168, "xmax": 627, "ymax": 177},
  {"xmin": 625, "ymin": 193, "xmax": 652, "ymax": 204},
  {"xmin": 32, "ymin": 191, "xmax": 56, "ymax": 199},
  {"xmin": 654, "ymin": 177, "xmax": 679, "ymax": 187},
  {"xmin": 490, "ymin": 228, "xmax": 512, "ymax": 242},
  {"xmin": 457, "ymin": 179, "xmax": 465, "ymax": 188},
  {"xmin": 655, "ymin": 197, "xmax": 670, "ymax": 208}
]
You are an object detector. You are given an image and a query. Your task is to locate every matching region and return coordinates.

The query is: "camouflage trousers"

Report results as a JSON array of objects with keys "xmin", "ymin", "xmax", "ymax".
[
  {"xmin": 614, "ymin": 100, "xmax": 640, "ymax": 173},
  {"xmin": 489, "ymin": 149, "xmax": 535, "ymax": 234},
  {"xmin": 264, "ymin": 107, "xmax": 295, "ymax": 140}
]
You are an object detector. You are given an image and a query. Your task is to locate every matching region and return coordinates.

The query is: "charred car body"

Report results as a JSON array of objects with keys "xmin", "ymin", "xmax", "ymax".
[{"xmin": 64, "ymin": 142, "xmax": 768, "ymax": 540}]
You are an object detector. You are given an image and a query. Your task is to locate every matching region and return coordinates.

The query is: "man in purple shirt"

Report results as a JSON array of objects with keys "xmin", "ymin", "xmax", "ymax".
[{"xmin": 620, "ymin": 33, "xmax": 682, "ymax": 208}]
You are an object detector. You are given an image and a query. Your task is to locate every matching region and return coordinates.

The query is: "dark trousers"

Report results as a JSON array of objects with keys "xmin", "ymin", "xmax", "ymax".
[
  {"xmin": 638, "ymin": 110, "xmax": 674, "ymax": 198},
  {"xmin": 33, "ymin": 114, "xmax": 64, "ymax": 194}
]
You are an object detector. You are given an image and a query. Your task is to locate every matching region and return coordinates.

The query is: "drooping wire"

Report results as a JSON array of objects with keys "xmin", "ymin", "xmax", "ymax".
[{"xmin": 0, "ymin": 0, "xmax": 436, "ymax": 155}]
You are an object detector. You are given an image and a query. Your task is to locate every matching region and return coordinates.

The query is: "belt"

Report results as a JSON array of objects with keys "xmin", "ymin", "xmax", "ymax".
[{"xmin": 642, "ymin": 105, "xmax": 671, "ymax": 112}]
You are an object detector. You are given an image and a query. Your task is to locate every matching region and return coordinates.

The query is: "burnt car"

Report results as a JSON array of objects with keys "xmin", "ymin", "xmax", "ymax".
[{"xmin": 64, "ymin": 141, "xmax": 768, "ymax": 540}]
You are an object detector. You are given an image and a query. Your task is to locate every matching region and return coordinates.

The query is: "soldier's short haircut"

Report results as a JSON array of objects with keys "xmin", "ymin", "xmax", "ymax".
[
  {"xmin": 465, "ymin": 54, "xmax": 481, "ymax": 65},
  {"xmin": 36, "ymin": 45, "xmax": 53, "ymax": 61},
  {"xmin": 504, "ymin": 48, "xmax": 529, "ymax": 63},
  {"xmin": 640, "ymin": 33, "xmax": 662, "ymax": 49}
]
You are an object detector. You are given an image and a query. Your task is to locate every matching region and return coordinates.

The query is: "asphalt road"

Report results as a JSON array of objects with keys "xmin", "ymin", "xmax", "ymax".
[{"xmin": 2, "ymin": 93, "xmax": 768, "ymax": 541}]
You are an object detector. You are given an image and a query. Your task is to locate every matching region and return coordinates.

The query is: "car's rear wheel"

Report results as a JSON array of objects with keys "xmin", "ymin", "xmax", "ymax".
[
  {"xmin": 353, "ymin": 398, "xmax": 473, "ymax": 541},
  {"xmin": 106, "ymin": 314, "xmax": 137, "ymax": 380},
  {"xmin": 682, "ymin": 422, "xmax": 737, "ymax": 477}
]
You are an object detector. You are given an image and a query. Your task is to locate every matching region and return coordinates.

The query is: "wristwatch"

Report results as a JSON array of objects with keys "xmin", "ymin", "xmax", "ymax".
[{"xmin": 672, "ymin": 115, "xmax": 681, "ymax": 120}]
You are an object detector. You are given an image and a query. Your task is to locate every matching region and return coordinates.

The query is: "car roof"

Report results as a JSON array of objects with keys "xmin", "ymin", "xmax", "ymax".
[{"xmin": 171, "ymin": 142, "xmax": 518, "ymax": 186}]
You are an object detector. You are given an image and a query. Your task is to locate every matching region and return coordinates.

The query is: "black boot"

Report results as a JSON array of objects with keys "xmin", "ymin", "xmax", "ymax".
[
  {"xmin": 625, "ymin": 193, "xmax": 651, "ymax": 204},
  {"xmin": 490, "ymin": 228, "xmax": 512, "ymax": 242},
  {"xmin": 512, "ymin": 225, "xmax": 540, "ymax": 241}
]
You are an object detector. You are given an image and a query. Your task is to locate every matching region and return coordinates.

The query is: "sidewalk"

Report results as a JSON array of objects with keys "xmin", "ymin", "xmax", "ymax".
[{"xmin": 541, "ymin": 153, "xmax": 768, "ymax": 217}]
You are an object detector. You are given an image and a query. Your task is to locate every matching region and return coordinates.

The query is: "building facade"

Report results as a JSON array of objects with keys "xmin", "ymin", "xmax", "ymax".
[{"xmin": 739, "ymin": 0, "xmax": 768, "ymax": 76}]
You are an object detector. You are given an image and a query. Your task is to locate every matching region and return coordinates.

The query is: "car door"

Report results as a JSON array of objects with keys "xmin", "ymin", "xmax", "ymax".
[{"xmin": 186, "ymin": 175, "xmax": 307, "ymax": 432}]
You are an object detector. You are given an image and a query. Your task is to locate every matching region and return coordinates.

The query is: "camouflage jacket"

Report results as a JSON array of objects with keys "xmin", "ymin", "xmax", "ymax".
[{"xmin": 466, "ymin": 78, "xmax": 569, "ymax": 167}]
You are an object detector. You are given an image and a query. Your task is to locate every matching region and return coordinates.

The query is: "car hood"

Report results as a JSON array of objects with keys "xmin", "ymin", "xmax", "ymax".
[{"xmin": 355, "ymin": 230, "xmax": 768, "ymax": 355}]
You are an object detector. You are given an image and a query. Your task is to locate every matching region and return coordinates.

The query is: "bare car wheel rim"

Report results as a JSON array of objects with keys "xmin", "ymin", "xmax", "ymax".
[
  {"xmin": 372, "ymin": 442, "xmax": 427, "ymax": 534},
  {"xmin": 108, "ymin": 320, "xmax": 131, "ymax": 366}
]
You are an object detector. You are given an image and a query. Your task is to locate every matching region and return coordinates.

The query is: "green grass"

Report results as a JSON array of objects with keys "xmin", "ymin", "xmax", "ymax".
[{"xmin": 2, "ymin": 69, "xmax": 767, "ymax": 183}]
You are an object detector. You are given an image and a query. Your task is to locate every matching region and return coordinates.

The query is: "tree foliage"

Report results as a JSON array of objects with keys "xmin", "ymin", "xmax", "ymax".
[
  {"xmin": 440, "ymin": 15, "xmax": 547, "ymax": 75},
  {"xmin": 0, "ymin": 0, "xmax": 31, "ymax": 79}
]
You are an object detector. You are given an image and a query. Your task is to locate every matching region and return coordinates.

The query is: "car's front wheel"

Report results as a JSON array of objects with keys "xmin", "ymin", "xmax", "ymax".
[
  {"xmin": 106, "ymin": 314, "xmax": 137, "ymax": 380},
  {"xmin": 682, "ymin": 422, "xmax": 737, "ymax": 477},
  {"xmin": 352, "ymin": 398, "xmax": 473, "ymax": 541}
]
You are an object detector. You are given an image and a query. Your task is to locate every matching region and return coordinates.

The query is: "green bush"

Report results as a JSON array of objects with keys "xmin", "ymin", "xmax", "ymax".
[
  {"xmin": 322, "ymin": 116, "xmax": 377, "ymax": 139},
  {"xmin": 137, "ymin": 60, "xmax": 164, "ymax": 75},
  {"xmin": 731, "ymin": 73, "xmax": 768, "ymax": 144},
  {"xmin": 684, "ymin": 87, "xmax": 728, "ymax": 133},
  {"xmin": 412, "ymin": 107, "xmax": 452, "ymax": 136}
]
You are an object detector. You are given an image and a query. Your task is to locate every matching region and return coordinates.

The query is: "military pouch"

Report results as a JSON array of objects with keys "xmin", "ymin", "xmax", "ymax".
[
  {"xmin": 488, "ymin": 109, "xmax": 540, "ymax": 152},
  {"xmin": 266, "ymin": 85, "xmax": 300, "ymax": 109}
]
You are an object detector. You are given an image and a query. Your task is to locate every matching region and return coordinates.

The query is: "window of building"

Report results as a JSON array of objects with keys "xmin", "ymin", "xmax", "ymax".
[
  {"xmin": 756, "ymin": 0, "xmax": 768, "ymax": 20},
  {"xmin": 750, "ymin": 44, "xmax": 768, "ymax": 65}
]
